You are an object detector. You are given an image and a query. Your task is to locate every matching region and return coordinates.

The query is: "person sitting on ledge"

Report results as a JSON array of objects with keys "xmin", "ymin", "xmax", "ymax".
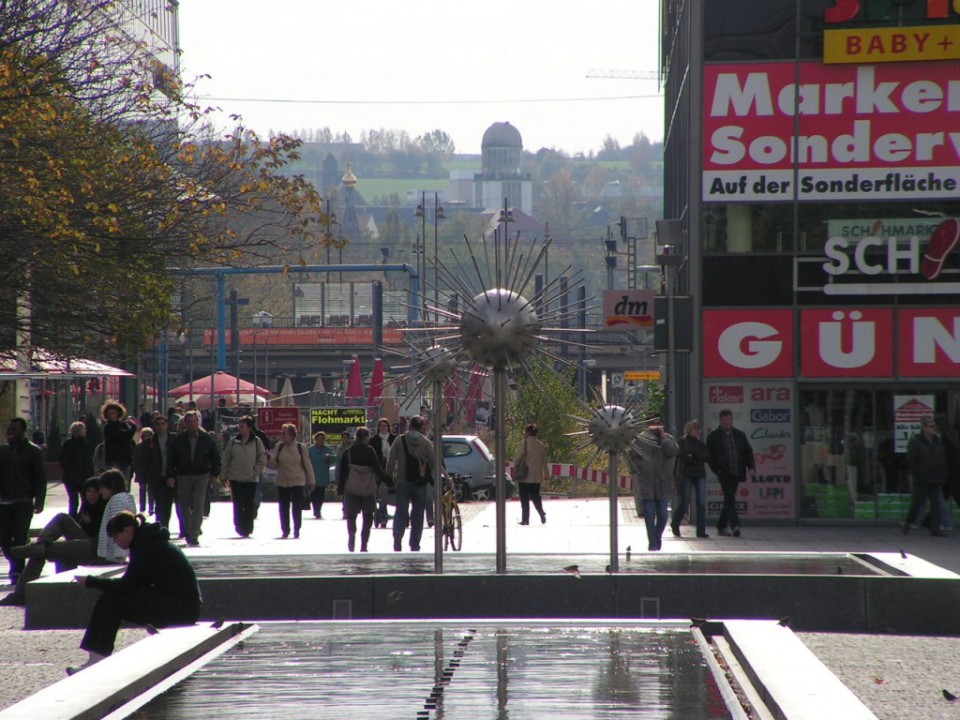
[
  {"xmin": 0, "ymin": 477, "xmax": 106, "ymax": 607},
  {"xmin": 69, "ymin": 511, "xmax": 202, "ymax": 675}
]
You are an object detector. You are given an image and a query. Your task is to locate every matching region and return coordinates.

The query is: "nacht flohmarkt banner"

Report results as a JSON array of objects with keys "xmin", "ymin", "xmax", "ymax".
[{"xmin": 702, "ymin": 61, "xmax": 960, "ymax": 203}]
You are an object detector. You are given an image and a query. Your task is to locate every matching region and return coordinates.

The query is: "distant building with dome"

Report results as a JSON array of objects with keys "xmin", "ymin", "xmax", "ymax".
[{"xmin": 473, "ymin": 121, "xmax": 532, "ymax": 214}]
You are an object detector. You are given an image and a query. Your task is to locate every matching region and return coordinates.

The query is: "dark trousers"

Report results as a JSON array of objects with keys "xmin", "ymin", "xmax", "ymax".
[
  {"xmin": 307, "ymin": 486, "xmax": 327, "ymax": 518},
  {"xmin": 230, "ymin": 481, "xmax": 258, "ymax": 536},
  {"xmin": 154, "ymin": 482, "xmax": 176, "ymax": 535},
  {"xmin": 64, "ymin": 480, "xmax": 83, "ymax": 517},
  {"xmin": 345, "ymin": 493, "xmax": 375, "ymax": 549},
  {"xmin": 905, "ymin": 483, "xmax": 946, "ymax": 534},
  {"xmin": 518, "ymin": 483, "xmax": 546, "ymax": 524},
  {"xmin": 81, "ymin": 591, "xmax": 201, "ymax": 656},
  {"xmin": 672, "ymin": 475, "xmax": 708, "ymax": 536},
  {"xmin": 0, "ymin": 501, "xmax": 34, "ymax": 583},
  {"xmin": 717, "ymin": 474, "xmax": 741, "ymax": 531},
  {"xmin": 641, "ymin": 498, "xmax": 670, "ymax": 550},
  {"xmin": 394, "ymin": 483, "xmax": 428, "ymax": 550},
  {"xmin": 277, "ymin": 486, "xmax": 304, "ymax": 537}
]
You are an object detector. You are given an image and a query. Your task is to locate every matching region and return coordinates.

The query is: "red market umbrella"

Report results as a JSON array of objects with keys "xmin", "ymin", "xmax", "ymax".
[
  {"xmin": 168, "ymin": 371, "xmax": 271, "ymax": 399},
  {"xmin": 345, "ymin": 356, "xmax": 364, "ymax": 401},
  {"xmin": 367, "ymin": 357, "xmax": 384, "ymax": 408}
]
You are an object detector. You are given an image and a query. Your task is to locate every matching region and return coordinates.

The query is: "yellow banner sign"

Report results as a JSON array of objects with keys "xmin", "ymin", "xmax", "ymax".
[
  {"xmin": 624, "ymin": 370, "xmax": 661, "ymax": 381},
  {"xmin": 825, "ymin": 25, "xmax": 960, "ymax": 63}
]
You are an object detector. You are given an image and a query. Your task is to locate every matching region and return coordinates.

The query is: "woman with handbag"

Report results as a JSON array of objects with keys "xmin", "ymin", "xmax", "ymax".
[
  {"xmin": 514, "ymin": 423, "xmax": 548, "ymax": 525},
  {"xmin": 337, "ymin": 427, "xmax": 390, "ymax": 552},
  {"xmin": 266, "ymin": 423, "xmax": 316, "ymax": 539}
]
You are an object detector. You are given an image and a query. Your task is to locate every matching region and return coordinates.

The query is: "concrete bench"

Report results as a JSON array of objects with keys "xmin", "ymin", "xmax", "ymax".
[{"xmin": 24, "ymin": 565, "xmax": 126, "ymax": 630}]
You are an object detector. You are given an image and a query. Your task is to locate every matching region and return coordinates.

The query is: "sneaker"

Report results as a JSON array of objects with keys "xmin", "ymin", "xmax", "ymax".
[
  {"xmin": 718, "ymin": 528, "xmax": 733, "ymax": 537},
  {"xmin": 696, "ymin": 533, "xmax": 711, "ymax": 538},
  {"xmin": 0, "ymin": 593, "xmax": 25, "ymax": 606},
  {"xmin": 921, "ymin": 218, "xmax": 960, "ymax": 280},
  {"xmin": 732, "ymin": 527, "xmax": 741, "ymax": 537}
]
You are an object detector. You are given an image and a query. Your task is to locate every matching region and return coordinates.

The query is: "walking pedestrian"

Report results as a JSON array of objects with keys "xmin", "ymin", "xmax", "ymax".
[
  {"xmin": 59, "ymin": 421, "xmax": 94, "ymax": 517},
  {"xmin": 337, "ymin": 427, "xmax": 389, "ymax": 552},
  {"xmin": 385, "ymin": 415, "xmax": 436, "ymax": 552},
  {"xmin": 671, "ymin": 420, "xmax": 711, "ymax": 538},
  {"xmin": 221, "ymin": 416, "xmax": 267, "ymax": 538},
  {"xmin": 369, "ymin": 418, "xmax": 396, "ymax": 528},
  {"xmin": 514, "ymin": 423, "xmax": 548, "ymax": 525},
  {"xmin": 628, "ymin": 416, "xmax": 679, "ymax": 551},
  {"xmin": 706, "ymin": 409, "xmax": 755, "ymax": 537},
  {"xmin": 902, "ymin": 415, "xmax": 948, "ymax": 537},
  {"xmin": 267, "ymin": 423, "xmax": 315, "ymax": 539},
  {"xmin": 100, "ymin": 401, "xmax": 136, "ymax": 481},
  {"xmin": 0, "ymin": 418, "xmax": 46, "ymax": 585},
  {"xmin": 150, "ymin": 416, "xmax": 177, "ymax": 534},
  {"xmin": 307, "ymin": 431, "xmax": 336, "ymax": 519},
  {"xmin": 168, "ymin": 411, "xmax": 221, "ymax": 547}
]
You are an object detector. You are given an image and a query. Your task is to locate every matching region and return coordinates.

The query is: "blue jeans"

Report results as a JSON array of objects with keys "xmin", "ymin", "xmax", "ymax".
[
  {"xmin": 393, "ymin": 483, "xmax": 428, "ymax": 550},
  {"xmin": 641, "ymin": 499, "xmax": 669, "ymax": 551},
  {"xmin": 672, "ymin": 475, "xmax": 707, "ymax": 537}
]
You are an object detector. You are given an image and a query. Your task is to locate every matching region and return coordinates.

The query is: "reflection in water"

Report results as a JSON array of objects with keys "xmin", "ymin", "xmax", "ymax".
[
  {"xmin": 190, "ymin": 552, "xmax": 885, "ymax": 579},
  {"xmin": 129, "ymin": 623, "xmax": 730, "ymax": 719}
]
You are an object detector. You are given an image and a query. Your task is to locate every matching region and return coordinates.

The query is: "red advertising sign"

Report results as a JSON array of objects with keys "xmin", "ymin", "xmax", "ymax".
[
  {"xmin": 898, "ymin": 307, "xmax": 960, "ymax": 376},
  {"xmin": 800, "ymin": 308, "xmax": 893, "ymax": 377},
  {"xmin": 257, "ymin": 407, "xmax": 301, "ymax": 436},
  {"xmin": 702, "ymin": 61, "xmax": 960, "ymax": 202},
  {"xmin": 703, "ymin": 310, "xmax": 794, "ymax": 378}
]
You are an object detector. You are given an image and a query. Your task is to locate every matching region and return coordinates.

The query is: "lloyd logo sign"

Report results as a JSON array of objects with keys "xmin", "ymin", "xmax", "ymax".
[
  {"xmin": 824, "ymin": 0, "xmax": 960, "ymax": 64},
  {"xmin": 704, "ymin": 308, "xmax": 960, "ymax": 377}
]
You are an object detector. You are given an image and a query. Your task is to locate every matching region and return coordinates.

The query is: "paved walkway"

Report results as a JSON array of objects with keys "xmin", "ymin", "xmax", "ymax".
[{"xmin": 2, "ymin": 482, "xmax": 960, "ymax": 717}]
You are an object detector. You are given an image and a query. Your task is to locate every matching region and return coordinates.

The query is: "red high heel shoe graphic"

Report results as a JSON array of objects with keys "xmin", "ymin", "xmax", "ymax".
[{"xmin": 921, "ymin": 218, "xmax": 960, "ymax": 280}]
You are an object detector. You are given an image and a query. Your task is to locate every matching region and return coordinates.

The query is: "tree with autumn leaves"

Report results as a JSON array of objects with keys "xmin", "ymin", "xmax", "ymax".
[{"xmin": 0, "ymin": 1, "xmax": 326, "ymax": 361}]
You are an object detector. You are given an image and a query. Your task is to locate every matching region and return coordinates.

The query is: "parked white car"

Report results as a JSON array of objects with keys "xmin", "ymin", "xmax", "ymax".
[{"xmin": 441, "ymin": 434, "xmax": 515, "ymax": 501}]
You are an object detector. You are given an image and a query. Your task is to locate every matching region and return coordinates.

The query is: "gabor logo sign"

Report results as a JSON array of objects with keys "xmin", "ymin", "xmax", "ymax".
[{"xmin": 703, "ymin": 310, "xmax": 794, "ymax": 378}]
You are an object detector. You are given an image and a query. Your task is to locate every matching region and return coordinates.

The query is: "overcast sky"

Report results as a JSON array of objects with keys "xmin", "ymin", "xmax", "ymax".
[{"xmin": 177, "ymin": 0, "xmax": 664, "ymax": 156}]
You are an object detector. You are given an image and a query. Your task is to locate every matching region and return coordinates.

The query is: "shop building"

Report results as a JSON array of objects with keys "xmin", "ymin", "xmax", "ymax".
[{"xmin": 660, "ymin": 0, "xmax": 960, "ymax": 523}]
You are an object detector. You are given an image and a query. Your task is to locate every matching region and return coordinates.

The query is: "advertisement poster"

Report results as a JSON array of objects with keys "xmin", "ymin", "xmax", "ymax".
[
  {"xmin": 257, "ymin": 407, "xmax": 301, "ymax": 436},
  {"xmin": 702, "ymin": 381, "xmax": 796, "ymax": 521},
  {"xmin": 310, "ymin": 407, "xmax": 367, "ymax": 444},
  {"xmin": 702, "ymin": 61, "xmax": 960, "ymax": 203},
  {"xmin": 894, "ymin": 395, "xmax": 935, "ymax": 453}
]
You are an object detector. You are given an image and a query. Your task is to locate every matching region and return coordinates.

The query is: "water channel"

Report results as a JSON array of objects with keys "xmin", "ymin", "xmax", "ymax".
[{"xmin": 128, "ymin": 622, "xmax": 730, "ymax": 719}]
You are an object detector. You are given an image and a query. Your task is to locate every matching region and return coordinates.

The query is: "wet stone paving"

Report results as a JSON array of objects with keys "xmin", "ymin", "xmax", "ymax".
[{"xmin": 128, "ymin": 622, "xmax": 729, "ymax": 719}]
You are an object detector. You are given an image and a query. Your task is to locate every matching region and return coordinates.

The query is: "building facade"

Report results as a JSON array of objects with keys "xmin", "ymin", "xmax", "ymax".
[{"xmin": 661, "ymin": 0, "xmax": 960, "ymax": 523}]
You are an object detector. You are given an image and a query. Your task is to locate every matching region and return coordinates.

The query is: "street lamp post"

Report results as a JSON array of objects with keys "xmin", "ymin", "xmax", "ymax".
[{"xmin": 415, "ymin": 192, "xmax": 445, "ymax": 325}]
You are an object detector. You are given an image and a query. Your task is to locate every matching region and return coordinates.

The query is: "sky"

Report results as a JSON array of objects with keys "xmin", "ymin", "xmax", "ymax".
[{"xmin": 177, "ymin": 1, "xmax": 664, "ymax": 156}]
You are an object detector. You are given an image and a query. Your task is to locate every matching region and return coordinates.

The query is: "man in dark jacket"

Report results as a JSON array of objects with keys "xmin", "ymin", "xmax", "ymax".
[
  {"xmin": 0, "ymin": 418, "xmax": 46, "ymax": 584},
  {"xmin": 71, "ymin": 511, "xmax": 201, "ymax": 673},
  {"xmin": 705, "ymin": 409, "xmax": 755, "ymax": 538},
  {"xmin": 902, "ymin": 414, "xmax": 948, "ymax": 536},
  {"xmin": 167, "ymin": 411, "xmax": 221, "ymax": 547}
]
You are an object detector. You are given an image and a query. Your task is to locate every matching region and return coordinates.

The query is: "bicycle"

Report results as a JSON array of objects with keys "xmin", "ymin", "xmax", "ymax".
[{"xmin": 441, "ymin": 473, "xmax": 466, "ymax": 551}]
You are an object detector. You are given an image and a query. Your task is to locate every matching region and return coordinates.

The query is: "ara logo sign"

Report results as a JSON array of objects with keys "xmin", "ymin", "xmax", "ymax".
[
  {"xmin": 703, "ymin": 310, "xmax": 794, "ymax": 378},
  {"xmin": 801, "ymin": 309, "xmax": 893, "ymax": 377}
]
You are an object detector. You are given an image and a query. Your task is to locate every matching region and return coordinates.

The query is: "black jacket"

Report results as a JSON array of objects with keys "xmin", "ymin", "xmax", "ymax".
[
  {"xmin": 676, "ymin": 436, "xmax": 710, "ymax": 478},
  {"xmin": 706, "ymin": 426, "xmax": 755, "ymax": 480},
  {"xmin": 907, "ymin": 432, "xmax": 947, "ymax": 485},
  {"xmin": 369, "ymin": 432, "xmax": 396, "ymax": 469},
  {"xmin": 168, "ymin": 429, "xmax": 221, "ymax": 478},
  {"xmin": 102, "ymin": 419, "xmax": 136, "ymax": 468},
  {"xmin": 86, "ymin": 522, "xmax": 201, "ymax": 610},
  {"xmin": 59, "ymin": 436, "xmax": 94, "ymax": 487},
  {"xmin": 0, "ymin": 437, "xmax": 46, "ymax": 509}
]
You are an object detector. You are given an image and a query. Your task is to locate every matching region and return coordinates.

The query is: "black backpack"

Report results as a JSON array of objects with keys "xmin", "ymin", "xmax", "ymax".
[{"xmin": 402, "ymin": 436, "xmax": 431, "ymax": 486}]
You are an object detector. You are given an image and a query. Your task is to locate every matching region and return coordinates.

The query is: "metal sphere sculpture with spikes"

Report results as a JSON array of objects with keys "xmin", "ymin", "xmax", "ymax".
[
  {"xmin": 459, "ymin": 289, "xmax": 539, "ymax": 370},
  {"xmin": 587, "ymin": 405, "xmax": 644, "ymax": 456}
]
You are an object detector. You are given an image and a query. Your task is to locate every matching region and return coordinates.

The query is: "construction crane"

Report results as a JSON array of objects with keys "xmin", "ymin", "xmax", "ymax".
[{"xmin": 586, "ymin": 69, "xmax": 659, "ymax": 80}]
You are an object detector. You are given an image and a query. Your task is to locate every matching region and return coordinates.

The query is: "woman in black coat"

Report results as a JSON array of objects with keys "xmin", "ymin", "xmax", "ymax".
[
  {"xmin": 71, "ymin": 511, "xmax": 202, "ymax": 673},
  {"xmin": 59, "ymin": 421, "xmax": 95, "ymax": 516},
  {"xmin": 670, "ymin": 419, "xmax": 711, "ymax": 539}
]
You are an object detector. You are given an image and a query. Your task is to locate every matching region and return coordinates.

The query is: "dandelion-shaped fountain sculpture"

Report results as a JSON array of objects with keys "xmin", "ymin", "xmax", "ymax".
[
  {"xmin": 388, "ymin": 210, "xmax": 590, "ymax": 573},
  {"xmin": 571, "ymin": 403, "xmax": 646, "ymax": 572}
]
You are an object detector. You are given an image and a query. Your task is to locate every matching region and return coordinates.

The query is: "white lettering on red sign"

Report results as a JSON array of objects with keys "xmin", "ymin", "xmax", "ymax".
[
  {"xmin": 703, "ymin": 310, "xmax": 794, "ymax": 378},
  {"xmin": 718, "ymin": 322, "xmax": 783, "ymax": 369},
  {"xmin": 801, "ymin": 309, "xmax": 893, "ymax": 377}
]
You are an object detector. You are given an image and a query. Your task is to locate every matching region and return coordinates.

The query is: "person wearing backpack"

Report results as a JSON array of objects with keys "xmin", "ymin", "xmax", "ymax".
[
  {"xmin": 336, "ymin": 427, "xmax": 389, "ymax": 552},
  {"xmin": 385, "ymin": 415, "xmax": 436, "ymax": 552},
  {"xmin": 267, "ymin": 423, "xmax": 316, "ymax": 539}
]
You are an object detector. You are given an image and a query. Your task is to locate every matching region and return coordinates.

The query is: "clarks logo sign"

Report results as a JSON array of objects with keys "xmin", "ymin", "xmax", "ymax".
[{"xmin": 823, "ymin": 1, "xmax": 960, "ymax": 64}]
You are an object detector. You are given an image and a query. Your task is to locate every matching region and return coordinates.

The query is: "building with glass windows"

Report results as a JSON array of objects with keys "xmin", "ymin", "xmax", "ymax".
[{"xmin": 660, "ymin": 0, "xmax": 960, "ymax": 523}]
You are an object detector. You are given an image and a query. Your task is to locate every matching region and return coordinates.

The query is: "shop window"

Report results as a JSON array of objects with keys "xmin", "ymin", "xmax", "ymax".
[{"xmin": 702, "ymin": 256, "xmax": 793, "ymax": 306}]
